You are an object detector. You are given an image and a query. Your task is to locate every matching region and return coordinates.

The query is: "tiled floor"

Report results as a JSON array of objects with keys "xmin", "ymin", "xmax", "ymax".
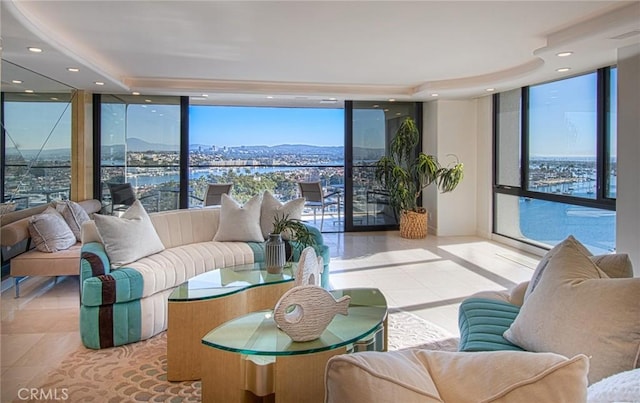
[{"xmin": 0, "ymin": 231, "xmax": 539, "ymax": 402}]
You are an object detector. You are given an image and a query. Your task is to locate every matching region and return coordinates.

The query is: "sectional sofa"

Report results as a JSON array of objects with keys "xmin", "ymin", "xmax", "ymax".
[
  {"xmin": 325, "ymin": 236, "xmax": 640, "ymax": 402},
  {"xmin": 79, "ymin": 203, "xmax": 330, "ymax": 349},
  {"xmin": 0, "ymin": 199, "xmax": 102, "ymax": 297}
]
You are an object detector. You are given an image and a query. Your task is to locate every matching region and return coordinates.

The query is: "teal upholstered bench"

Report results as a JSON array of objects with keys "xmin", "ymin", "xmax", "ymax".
[{"xmin": 458, "ymin": 297, "xmax": 524, "ymax": 352}]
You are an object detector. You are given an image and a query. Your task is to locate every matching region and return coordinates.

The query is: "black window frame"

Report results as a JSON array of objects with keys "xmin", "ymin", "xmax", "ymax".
[{"xmin": 493, "ymin": 67, "xmax": 617, "ymax": 245}]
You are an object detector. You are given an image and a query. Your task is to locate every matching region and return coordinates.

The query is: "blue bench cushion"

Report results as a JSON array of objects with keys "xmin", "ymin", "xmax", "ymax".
[{"xmin": 458, "ymin": 297, "xmax": 524, "ymax": 352}]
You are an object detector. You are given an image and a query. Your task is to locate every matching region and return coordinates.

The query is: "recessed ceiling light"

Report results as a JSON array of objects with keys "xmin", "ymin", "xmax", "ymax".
[
  {"xmin": 388, "ymin": 98, "xmax": 396, "ymax": 102},
  {"xmin": 50, "ymin": 97, "xmax": 59, "ymax": 101},
  {"xmin": 396, "ymin": 112, "xmax": 402, "ymax": 116},
  {"xmin": 201, "ymin": 94, "xmax": 209, "ymax": 97},
  {"xmin": 328, "ymin": 97, "xmax": 337, "ymax": 101},
  {"xmin": 556, "ymin": 67, "xmax": 571, "ymax": 72},
  {"xmin": 12, "ymin": 80, "xmax": 23, "ymax": 84},
  {"xmin": 28, "ymin": 47, "xmax": 42, "ymax": 53},
  {"xmin": 266, "ymin": 96, "xmax": 274, "ymax": 99},
  {"xmin": 486, "ymin": 88, "xmax": 495, "ymax": 92},
  {"xmin": 132, "ymin": 92, "xmax": 140, "ymax": 96},
  {"xmin": 373, "ymin": 104, "xmax": 380, "ymax": 108},
  {"xmin": 556, "ymin": 51, "xmax": 573, "ymax": 57},
  {"xmin": 145, "ymin": 99, "xmax": 152, "ymax": 103},
  {"xmin": 25, "ymin": 89, "xmax": 34, "ymax": 93},
  {"xmin": 431, "ymin": 93, "xmax": 439, "ymax": 97},
  {"xmin": 67, "ymin": 67, "xmax": 80, "ymax": 72},
  {"xmin": 151, "ymin": 110, "xmax": 157, "ymax": 113},
  {"xmin": 383, "ymin": 109, "xmax": 389, "ymax": 112},
  {"xmin": 95, "ymin": 81, "xmax": 105, "ymax": 86}
]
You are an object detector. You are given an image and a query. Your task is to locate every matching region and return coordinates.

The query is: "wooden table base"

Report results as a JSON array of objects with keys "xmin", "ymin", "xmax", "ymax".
[
  {"xmin": 167, "ymin": 281, "xmax": 293, "ymax": 381},
  {"xmin": 201, "ymin": 345, "xmax": 345, "ymax": 403}
]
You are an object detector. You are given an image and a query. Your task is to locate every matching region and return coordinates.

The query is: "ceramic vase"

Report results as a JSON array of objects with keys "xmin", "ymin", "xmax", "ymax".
[{"xmin": 265, "ymin": 233, "xmax": 286, "ymax": 274}]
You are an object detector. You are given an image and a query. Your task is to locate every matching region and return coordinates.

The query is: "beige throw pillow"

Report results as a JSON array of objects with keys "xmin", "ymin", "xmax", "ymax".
[
  {"xmin": 259, "ymin": 190, "xmax": 305, "ymax": 240},
  {"xmin": 524, "ymin": 236, "xmax": 633, "ymax": 300},
  {"xmin": 93, "ymin": 200, "xmax": 165, "ymax": 267},
  {"xmin": 28, "ymin": 207, "xmax": 77, "ymax": 252},
  {"xmin": 325, "ymin": 349, "xmax": 589, "ymax": 403},
  {"xmin": 524, "ymin": 235, "xmax": 592, "ymax": 299},
  {"xmin": 213, "ymin": 193, "xmax": 264, "ymax": 242},
  {"xmin": 56, "ymin": 200, "xmax": 90, "ymax": 241},
  {"xmin": 504, "ymin": 236, "xmax": 640, "ymax": 384}
]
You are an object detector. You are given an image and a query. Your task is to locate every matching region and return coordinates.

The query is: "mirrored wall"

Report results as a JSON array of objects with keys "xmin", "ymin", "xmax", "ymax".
[{"xmin": 1, "ymin": 60, "xmax": 75, "ymax": 209}]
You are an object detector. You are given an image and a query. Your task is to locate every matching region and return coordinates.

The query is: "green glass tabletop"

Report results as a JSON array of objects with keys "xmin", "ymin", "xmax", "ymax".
[
  {"xmin": 168, "ymin": 262, "xmax": 294, "ymax": 302},
  {"xmin": 201, "ymin": 288, "xmax": 387, "ymax": 356}
]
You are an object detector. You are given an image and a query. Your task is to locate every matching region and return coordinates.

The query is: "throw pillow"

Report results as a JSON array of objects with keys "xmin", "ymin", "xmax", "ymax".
[
  {"xmin": 260, "ymin": 190, "xmax": 305, "ymax": 240},
  {"xmin": 503, "ymin": 236, "xmax": 640, "ymax": 384},
  {"xmin": 56, "ymin": 200, "xmax": 90, "ymax": 241},
  {"xmin": 325, "ymin": 349, "xmax": 589, "ymax": 403},
  {"xmin": 589, "ymin": 253, "xmax": 634, "ymax": 279},
  {"xmin": 93, "ymin": 200, "xmax": 165, "ymax": 267},
  {"xmin": 587, "ymin": 368, "xmax": 640, "ymax": 403},
  {"xmin": 457, "ymin": 298, "xmax": 524, "ymax": 352},
  {"xmin": 28, "ymin": 207, "xmax": 77, "ymax": 252},
  {"xmin": 524, "ymin": 235, "xmax": 592, "ymax": 299},
  {"xmin": 213, "ymin": 193, "xmax": 264, "ymax": 242},
  {"xmin": 524, "ymin": 236, "xmax": 633, "ymax": 300}
]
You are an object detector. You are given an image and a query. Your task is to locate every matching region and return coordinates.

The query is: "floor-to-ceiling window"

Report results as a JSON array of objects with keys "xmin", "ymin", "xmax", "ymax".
[
  {"xmin": 188, "ymin": 105, "xmax": 344, "ymax": 230},
  {"xmin": 494, "ymin": 67, "xmax": 617, "ymax": 254},
  {"xmin": 98, "ymin": 95, "xmax": 181, "ymax": 212}
]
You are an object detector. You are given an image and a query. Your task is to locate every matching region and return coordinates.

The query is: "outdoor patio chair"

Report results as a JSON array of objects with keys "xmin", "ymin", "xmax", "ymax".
[
  {"xmin": 298, "ymin": 181, "xmax": 341, "ymax": 231},
  {"xmin": 204, "ymin": 183, "xmax": 234, "ymax": 206}
]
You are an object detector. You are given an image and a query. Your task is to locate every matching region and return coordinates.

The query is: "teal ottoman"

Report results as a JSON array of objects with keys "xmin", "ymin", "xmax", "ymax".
[{"xmin": 458, "ymin": 297, "xmax": 524, "ymax": 352}]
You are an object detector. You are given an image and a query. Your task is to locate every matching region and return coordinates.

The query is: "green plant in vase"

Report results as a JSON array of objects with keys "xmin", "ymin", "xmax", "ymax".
[
  {"xmin": 374, "ymin": 116, "xmax": 464, "ymax": 238},
  {"xmin": 266, "ymin": 214, "xmax": 316, "ymax": 272}
]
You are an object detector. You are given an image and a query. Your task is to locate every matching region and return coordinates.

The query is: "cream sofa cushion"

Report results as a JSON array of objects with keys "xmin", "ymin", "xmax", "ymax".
[
  {"xmin": 504, "ymin": 236, "xmax": 640, "ymax": 384},
  {"xmin": 94, "ymin": 200, "xmax": 165, "ymax": 267},
  {"xmin": 149, "ymin": 207, "xmax": 220, "ymax": 248},
  {"xmin": 126, "ymin": 241, "xmax": 255, "ymax": 298},
  {"xmin": 325, "ymin": 349, "xmax": 589, "ymax": 403},
  {"xmin": 214, "ymin": 194, "xmax": 263, "ymax": 243}
]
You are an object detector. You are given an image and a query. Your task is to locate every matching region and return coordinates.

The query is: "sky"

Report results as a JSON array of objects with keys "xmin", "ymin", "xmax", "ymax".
[
  {"xmin": 528, "ymin": 69, "xmax": 617, "ymax": 158},
  {"xmin": 3, "ymin": 102, "xmax": 72, "ymax": 150},
  {"xmin": 189, "ymin": 106, "xmax": 344, "ymax": 147}
]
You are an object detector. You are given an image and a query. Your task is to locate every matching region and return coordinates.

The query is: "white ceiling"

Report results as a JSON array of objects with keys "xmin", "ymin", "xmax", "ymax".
[{"xmin": 1, "ymin": 1, "xmax": 639, "ymax": 107}]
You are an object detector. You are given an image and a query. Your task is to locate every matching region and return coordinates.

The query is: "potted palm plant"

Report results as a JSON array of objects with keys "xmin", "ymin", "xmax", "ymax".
[
  {"xmin": 265, "ymin": 213, "xmax": 316, "ymax": 273},
  {"xmin": 374, "ymin": 117, "xmax": 464, "ymax": 238}
]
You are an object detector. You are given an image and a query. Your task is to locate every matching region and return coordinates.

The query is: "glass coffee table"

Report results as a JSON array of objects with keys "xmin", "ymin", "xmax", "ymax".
[
  {"xmin": 167, "ymin": 262, "xmax": 295, "ymax": 381},
  {"xmin": 200, "ymin": 288, "xmax": 388, "ymax": 403}
]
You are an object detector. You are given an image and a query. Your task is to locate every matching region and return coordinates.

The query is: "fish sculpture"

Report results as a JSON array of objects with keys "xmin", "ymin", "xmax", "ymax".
[{"xmin": 273, "ymin": 285, "xmax": 351, "ymax": 342}]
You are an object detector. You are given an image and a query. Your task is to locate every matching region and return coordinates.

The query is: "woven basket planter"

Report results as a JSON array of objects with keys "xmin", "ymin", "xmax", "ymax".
[{"xmin": 399, "ymin": 210, "xmax": 428, "ymax": 239}]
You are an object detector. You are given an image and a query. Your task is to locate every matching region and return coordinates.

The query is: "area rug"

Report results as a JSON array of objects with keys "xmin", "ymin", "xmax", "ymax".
[{"xmin": 34, "ymin": 311, "xmax": 458, "ymax": 402}]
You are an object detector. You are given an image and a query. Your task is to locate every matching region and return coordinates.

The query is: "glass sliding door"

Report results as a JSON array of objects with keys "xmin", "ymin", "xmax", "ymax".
[
  {"xmin": 99, "ymin": 95, "xmax": 181, "ymax": 213},
  {"xmin": 344, "ymin": 101, "xmax": 421, "ymax": 231}
]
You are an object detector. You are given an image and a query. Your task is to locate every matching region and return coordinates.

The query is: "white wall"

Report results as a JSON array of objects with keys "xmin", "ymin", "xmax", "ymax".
[
  {"xmin": 422, "ymin": 100, "xmax": 478, "ymax": 236},
  {"xmin": 616, "ymin": 44, "xmax": 640, "ymax": 276},
  {"xmin": 475, "ymin": 96, "xmax": 493, "ymax": 238},
  {"xmin": 423, "ymin": 102, "xmax": 439, "ymax": 233}
]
